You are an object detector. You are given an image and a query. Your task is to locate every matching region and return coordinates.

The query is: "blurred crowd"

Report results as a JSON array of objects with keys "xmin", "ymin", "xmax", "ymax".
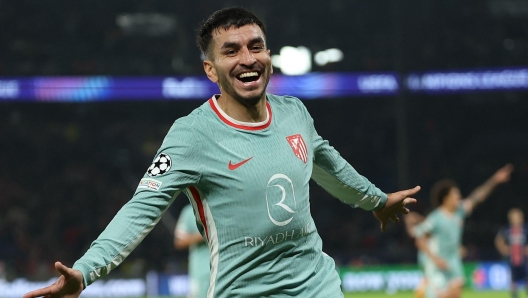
[
  {"xmin": 0, "ymin": 102, "xmax": 177, "ymax": 280},
  {"xmin": 1, "ymin": 0, "xmax": 527, "ymax": 76},
  {"xmin": 1, "ymin": 94, "xmax": 527, "ymax": 281}
]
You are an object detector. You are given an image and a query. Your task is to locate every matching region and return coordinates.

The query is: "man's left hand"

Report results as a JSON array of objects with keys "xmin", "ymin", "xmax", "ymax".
[{"xmin": 374, "ymin": 186, "xmax": 420, "ymax": 232}]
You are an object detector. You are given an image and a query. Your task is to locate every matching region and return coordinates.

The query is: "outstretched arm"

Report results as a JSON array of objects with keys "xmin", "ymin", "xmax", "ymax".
[
  {"xmin": 304, "ymin": 101, "xmax": 419, "ymax": 230},
  {"xmin": 463, "ymin": 164, "xmax": 513, "ymax": 214},
  {"xmin": 23, "ymin": 262, "xmax": 84, "ymax": 298},
  {"xmin": 373, "ymin": 186, "xmax": 420, "ymax": 232}
]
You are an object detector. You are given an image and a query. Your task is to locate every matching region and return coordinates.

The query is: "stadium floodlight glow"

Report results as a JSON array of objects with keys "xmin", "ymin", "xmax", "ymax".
[
  {"xmin": 272, "ymin": 46, "xmax": 312, "ymax": 76},
  {"xmin": 271, "ymin": 55, "xmax": 282, "ymax": 68},
  {"xmin": 116, "ymin": 13, "xmax": 177, "ymax": 36},
  {"xmin": 314, "ymin": 52, "xmax": 329, "ymax": 66},
  {"xmin": 314, "ymin": 48, "xmax": 344, "ymax": 66}
]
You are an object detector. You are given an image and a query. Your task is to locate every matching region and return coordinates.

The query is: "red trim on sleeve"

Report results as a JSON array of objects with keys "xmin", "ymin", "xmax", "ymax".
[
  {"xmin": 189, "ymin": 186, "xmax": 209, "ymax": 240},
  {"xmin": 208, "ymin": 98, "xmax": 272, "ymax": 131}
]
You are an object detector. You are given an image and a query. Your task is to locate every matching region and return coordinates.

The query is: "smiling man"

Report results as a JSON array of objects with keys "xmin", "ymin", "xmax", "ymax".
[{"xmin": 23, "ymin": 7, "xmax": 420, "ymax": 298}]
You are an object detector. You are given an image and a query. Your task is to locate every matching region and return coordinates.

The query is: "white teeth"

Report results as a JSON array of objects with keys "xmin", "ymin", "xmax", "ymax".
[{"xmin": 239, "ymin": 72, "xmax": 258, "ymax": 78}]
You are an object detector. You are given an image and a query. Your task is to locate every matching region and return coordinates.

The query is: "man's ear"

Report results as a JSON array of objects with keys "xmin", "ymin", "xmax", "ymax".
[{"xmin": 203, "ymin": 60, "xmax": 218, "ymax": 83}]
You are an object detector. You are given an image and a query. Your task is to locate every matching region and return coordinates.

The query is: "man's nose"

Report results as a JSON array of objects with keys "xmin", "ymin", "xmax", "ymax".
[{"xmin": 239, "ymin": 47, "xmax": 257, "ymax": 66}]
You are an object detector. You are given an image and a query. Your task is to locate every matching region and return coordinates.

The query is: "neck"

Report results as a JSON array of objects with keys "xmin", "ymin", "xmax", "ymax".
[
  {"xmin": 440, "ymin": 205, "xmax": 456, "ymax": 214},
  {"xmin": 216, "ymin": 94, "xmax": 267, "ymax": 123}
]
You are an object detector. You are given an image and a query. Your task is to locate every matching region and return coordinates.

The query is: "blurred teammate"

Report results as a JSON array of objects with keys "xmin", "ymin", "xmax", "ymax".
[
  {"xmin": 412, "ymin": 164, "xmax": 513, "ymax": 298},
  {"xmin": 23, "ymin": 7, "xmax": 420, "ymax": 298},
  {"xmin": 405, "ymin": 213, "xmax": 467, "ymax": 298},
  {"xmin": 175, "ymin": 204, "xmax": 210, "ymax": 298},
  {"xmin": 495, "ymin": 208, "xmax": 528, "ymax": 298}
]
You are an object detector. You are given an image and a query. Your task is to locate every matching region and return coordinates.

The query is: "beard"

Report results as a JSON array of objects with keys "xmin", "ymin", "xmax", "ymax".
[{"xmin": 216, "ymin": 64, "xmax": 271, "ymax": 108}]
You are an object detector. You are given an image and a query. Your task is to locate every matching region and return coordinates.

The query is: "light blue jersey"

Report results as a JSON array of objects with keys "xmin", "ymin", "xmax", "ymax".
[
  {"xmin": 176, "ymin": 204, "xmax": 210, "ymax": 298},
  {"xmin": 72, "ymin": 94, "xmax": 387, "ymax": 298},
  {"xmin": 414, "ymin": 205, "xmax": 466, "ymax": 297}
]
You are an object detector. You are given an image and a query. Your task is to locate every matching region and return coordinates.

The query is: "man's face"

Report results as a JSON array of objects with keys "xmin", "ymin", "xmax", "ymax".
[
  {"xmin": 508, "ymin": 209, "xmax": 524, "ymax": 226},
  {"xmin": 203, "ymin": 24, "xmax": 272, "ymax": 106},
  {"xmin": 444, "ymin": 187, "xmax": 462, "ymax": 210}
]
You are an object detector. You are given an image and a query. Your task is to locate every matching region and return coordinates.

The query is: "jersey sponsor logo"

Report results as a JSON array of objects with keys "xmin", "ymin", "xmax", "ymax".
[
  {"xmin": 286, "ymin": 134, "xmax": 308, "ymax": 164},
  {"xmin": 137, "ymin": 178, "xmax": 162, "ymax": 191},
  {"xmin": 266, "ymin": 174, "xmax": 297, "ymax": 226},
  {"xmin": 147, "ymin": 153, "xmax": 172, "ymax": 177},
  {"xmin": 244, "ymin": 222, "xmax": 312, "ymax": 247},
  {"xmin": 228, "ymin": 157, "xmax": 253, "ymax": 170}
]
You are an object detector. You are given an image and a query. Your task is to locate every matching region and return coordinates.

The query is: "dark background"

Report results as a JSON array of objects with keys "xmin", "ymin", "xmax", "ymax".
[
  {"xmin": 2, "ymin": 0, "xmax": 527, "ymax": 75},
  {"xmin": 1, "ymin": 0, "xmax": 528, "ymax": 281}
]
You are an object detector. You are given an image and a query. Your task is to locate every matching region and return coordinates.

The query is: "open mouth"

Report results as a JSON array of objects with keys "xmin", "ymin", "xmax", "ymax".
[{"xmin": 236, "ymin": 71, "xmax": 261, "ymax": 83}]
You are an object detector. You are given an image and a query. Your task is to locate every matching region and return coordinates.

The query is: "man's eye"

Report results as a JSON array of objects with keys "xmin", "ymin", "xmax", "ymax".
[{"xmin": 226, "ymin": 50, "xmax": 236, "ymax": 55}]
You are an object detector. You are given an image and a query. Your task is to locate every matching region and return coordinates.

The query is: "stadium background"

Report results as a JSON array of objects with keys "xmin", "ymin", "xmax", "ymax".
[{"xmin": 1, "ymin": 0, "xmax": 528, "ymax": 296}]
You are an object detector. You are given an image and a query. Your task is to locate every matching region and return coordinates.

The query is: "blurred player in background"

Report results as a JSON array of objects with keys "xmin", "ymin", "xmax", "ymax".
[
  {"xmin": 23, "ymin": 7, "xmax": 420, "ymax": 298},
  {"xmin": 495, "ymin": 208, "xmax": 528, "ymax": 298},
  {"xmin": 174, "ymin": 204, "xmax": 210, "ymax": 298},
  {"xmin": 412, "ymin": 164, "xmax": 513, "ymax": 298},
  {"xmin": 405, "ymin": 213, "xmax": 467, "ymax": 298}
]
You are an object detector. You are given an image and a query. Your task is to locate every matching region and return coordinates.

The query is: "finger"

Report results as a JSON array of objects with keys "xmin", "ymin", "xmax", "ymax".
[
  {"xmin": 380, "ymin": 220, "xmax": 387, "ymax": 232},
  {"xmin": 405, "ymin": 186, "xmax": 421, "ymax": 196},
  {"xmin": 55, "ymin": 261, "xmax": 72, "ymax": 278},
  {"xmin": 398, "ymin": 186, "xmax": 421, "ymax": 197},
  {"xmin": 503, "ymin": 163, "xmax": 514, "ymax": 172},
  {"xmin": 23, "ymin": 285, "xmax": 55, "ymax": 298},
  {"xmin": 403, "ymin": 197, "xmax": 417, "ymax": 205}
]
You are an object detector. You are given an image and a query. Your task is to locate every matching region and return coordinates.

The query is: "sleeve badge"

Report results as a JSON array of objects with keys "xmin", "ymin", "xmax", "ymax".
[{"xmin": 147, "ymin": 153, "xmax": 172, "ymax": 177}]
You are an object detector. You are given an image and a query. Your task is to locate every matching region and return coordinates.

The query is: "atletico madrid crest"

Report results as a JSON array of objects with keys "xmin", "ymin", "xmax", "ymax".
[{"xmin": 286, "ymin": 134, "xmax": 308, "ymax": 164}]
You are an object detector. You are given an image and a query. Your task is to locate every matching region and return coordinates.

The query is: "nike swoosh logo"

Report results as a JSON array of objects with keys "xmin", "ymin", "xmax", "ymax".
[{"xmin": 228, "ymin": 157, "xmax": 253, "ymax": 170}]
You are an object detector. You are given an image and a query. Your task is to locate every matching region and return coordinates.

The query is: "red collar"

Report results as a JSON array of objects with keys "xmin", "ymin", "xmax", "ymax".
[{"xmin": 208, "ymin": 97, "xmax": 272, "ymax": 131}]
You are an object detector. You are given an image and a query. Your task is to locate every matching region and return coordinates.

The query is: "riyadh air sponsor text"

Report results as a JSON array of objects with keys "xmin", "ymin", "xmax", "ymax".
[{"xmin": 244, "ymin": 222, "xmax": 311, "ymax": 247}]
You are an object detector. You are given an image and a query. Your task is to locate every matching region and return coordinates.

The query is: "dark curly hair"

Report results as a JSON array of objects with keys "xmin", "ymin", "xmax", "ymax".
[
  {"xmin": 430, "ymin": 179, "xmax": 458, "ymax": 207},
  {"xmin": 196, "ymin": 7, "xmax": 267, "ymax": 59}
]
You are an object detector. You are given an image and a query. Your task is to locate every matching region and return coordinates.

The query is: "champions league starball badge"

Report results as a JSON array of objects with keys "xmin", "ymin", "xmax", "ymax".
[{"xmin": 147, "ymin": 153, "xmax": 172, "ymax": 177}]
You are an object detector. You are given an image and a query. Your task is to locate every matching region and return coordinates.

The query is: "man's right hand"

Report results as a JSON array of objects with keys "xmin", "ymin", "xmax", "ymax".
[{"xmin": 23, "ymin": 262, "xmax": 84, "ymax": 298}]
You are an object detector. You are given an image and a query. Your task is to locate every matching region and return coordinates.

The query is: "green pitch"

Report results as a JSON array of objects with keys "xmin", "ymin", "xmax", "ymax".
[
  {"xmin": 343, "ymin": 290, "xmax": 511, "ymax": 298},
  {"xmin": 162, "ymin": 291, "xmax": 512, "ymax": 298}
]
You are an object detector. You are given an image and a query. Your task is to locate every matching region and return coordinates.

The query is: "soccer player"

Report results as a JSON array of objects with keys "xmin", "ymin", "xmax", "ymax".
[
  {"xmin": 23, "ymin": 7, "xmax": 420, "ymax": 298},
  {"xmin": 495, "ymin": 208, "xmax": 528, "ymax": 298},
  {"xmin": 405, "ymin": 212, "xmax": 470, "ymax": 298},
  {"xmin": 413, "ymin": 164, "xmax": 514, "ymax": 298},
  {"xmin": 174, "ymin": 204, "xmax": 210, "ymax": 298}
]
